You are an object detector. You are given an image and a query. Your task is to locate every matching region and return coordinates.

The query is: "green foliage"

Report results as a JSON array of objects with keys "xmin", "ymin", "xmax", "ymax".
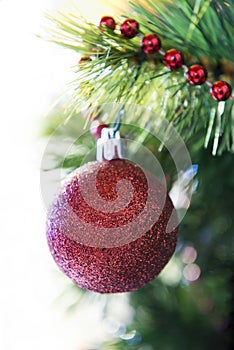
[
  {"xmin": 44, "ymin": 0, "xmax": 234, "ymax": 155},
  {"xmin": 98, "ymin": 147, "xmax": 234, "ymax": 350},
  {"xmin": 132, "ymin": 0, "xmax": 234, "ymax": 61},
  {"xmin": 42, "ymin": 3, "xmax": 234, "ymax": 349},
  {"xmin": 42, "ymin": 107, "xmax": 234, "ymax": 350}
]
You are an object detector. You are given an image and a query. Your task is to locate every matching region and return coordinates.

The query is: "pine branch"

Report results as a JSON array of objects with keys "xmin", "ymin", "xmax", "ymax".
[
  {"xmin": 132, "ymin": 0, "xmax": 234, "ymax": 61},
  {"xmin": 44, "ymin": 0, "xmax": 234, "ymax": 156}
]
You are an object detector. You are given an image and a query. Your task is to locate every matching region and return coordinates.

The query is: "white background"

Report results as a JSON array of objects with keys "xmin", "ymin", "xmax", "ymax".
[{"xmin": 0, "ymin": 1, "xmax": 130, "ymax": 349}]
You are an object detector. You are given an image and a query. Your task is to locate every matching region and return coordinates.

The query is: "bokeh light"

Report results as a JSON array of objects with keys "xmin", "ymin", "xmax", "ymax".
[
  {"xmin": 183, "ymin": 263, "xmax": 201, "ymax": 282},
  {"xmin": 181, "ymin": 246, "xmax": 198, "ymax": 264}
]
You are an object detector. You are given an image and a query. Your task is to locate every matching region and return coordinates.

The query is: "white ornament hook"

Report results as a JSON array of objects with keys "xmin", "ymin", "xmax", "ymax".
[{"xmin": 96, "ymin": 127, "xmax": 123, "ymax": 161}]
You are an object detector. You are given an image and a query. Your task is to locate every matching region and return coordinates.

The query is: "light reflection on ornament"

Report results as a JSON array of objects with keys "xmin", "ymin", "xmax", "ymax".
[
  {"xmin": 120, "ymin": 330, "xmax": 142, "ymax": 344},
  {"xmin": 121, "ymin": 330, "xmax": 137, "ymax": 340},
  {"xmin": 183, "ymin": 263, "xmax": 201, "ymax": 282},
  {"xmin": 169, "ymin": 164, "xmax": 198, "ymax": 210}
]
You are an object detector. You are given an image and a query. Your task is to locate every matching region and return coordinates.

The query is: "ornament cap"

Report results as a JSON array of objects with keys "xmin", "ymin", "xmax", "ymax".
[{"xmin": 96, "ymin": 128, "xmax": 123, "ymax": 161}]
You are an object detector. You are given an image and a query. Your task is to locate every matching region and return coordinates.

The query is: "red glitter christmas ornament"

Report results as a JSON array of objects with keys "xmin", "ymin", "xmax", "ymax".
[
  {"xmin": 210, "ymin": 81, "xmax": 232, "ymax": 101},
  {"xmin": 187, "ymin": 65, "xmax": 207, "ymax": 85},
  {"xmin": 46, "ymin": 157, "xmax": 178, "ymax": 293},
  {"xmin": 100, "ymin": 16, "xmax": 116, "ymax": 30},
  {"xmin": 120, "ymin": 18, "xmax": 139, "ymax": 39},
  {"xmin": 141, "ymin": 34, "xmax": 161, "ymax": 54},
  {"xmin": 163, "ymin": 49, "xmax": 183, "ymax": 70}
]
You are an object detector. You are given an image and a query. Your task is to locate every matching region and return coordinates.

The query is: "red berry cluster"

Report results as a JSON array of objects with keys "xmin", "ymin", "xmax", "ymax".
[{"xmin": 98, "ymin": 16, "xmax": 233, "ymax": 102}]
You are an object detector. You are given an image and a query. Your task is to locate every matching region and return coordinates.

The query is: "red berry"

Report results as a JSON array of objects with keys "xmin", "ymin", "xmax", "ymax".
[
  {"xmin": 141, "ymin": 34, "xmax": 161, "ymax": 54},
  {"xmin": 90, "ymin": 121, "xmax": 108, "ymax": 139},
  {"xmin": 120, "ymin": 19, "xmax": 139, "ymax": 39},
  {"xmin": 79, "ymin": 57, "xmax": 92, "ymax": 65},
  {"xmin": 100, "ymin": 16, "xmax": 116, "ymax": 30},
  {"xmin": 187, "ymin": 65, "xmax": 207, "ymax": 85},
  {"xmin": 210, "ymin": 81, "xmax": 232, "ymax": 101},
  {"xmin": 163, "ymin": 49, "xmax": 183, "ymax": 70}
]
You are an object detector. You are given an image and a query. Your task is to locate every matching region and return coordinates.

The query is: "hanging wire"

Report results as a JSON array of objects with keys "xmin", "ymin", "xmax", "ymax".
[{"xmin": 112, "ymin": 107, "xmax": 125, "ymax": 134}]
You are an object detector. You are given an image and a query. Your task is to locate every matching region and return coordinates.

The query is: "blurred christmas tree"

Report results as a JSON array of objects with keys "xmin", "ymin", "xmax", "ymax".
[{"xmin": 42, "ymin": 0, "xmax": 234, "ymax": 349}]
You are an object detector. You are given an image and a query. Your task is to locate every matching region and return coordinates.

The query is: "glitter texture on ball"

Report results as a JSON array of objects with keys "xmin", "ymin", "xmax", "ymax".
[{"xmin": 46, "ymin": 159, "xmax": 178, "ymax": 293}]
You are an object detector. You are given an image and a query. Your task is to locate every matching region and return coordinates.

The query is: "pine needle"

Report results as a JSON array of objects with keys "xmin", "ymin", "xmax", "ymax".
[{"xmin": 43, "ymin": 0, "xmax": 234, "ymax": 157}]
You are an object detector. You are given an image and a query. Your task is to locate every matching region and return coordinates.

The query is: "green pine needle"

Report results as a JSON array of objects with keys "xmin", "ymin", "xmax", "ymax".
[{"xmin": 43, "ymin": 0, "xmax": 234, "ymax": 156}]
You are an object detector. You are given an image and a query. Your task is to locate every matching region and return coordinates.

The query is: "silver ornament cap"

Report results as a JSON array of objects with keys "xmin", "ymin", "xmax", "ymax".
[{"xmin": 96, "ymin": 127, "xmax": 123, "ymax": 161}]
